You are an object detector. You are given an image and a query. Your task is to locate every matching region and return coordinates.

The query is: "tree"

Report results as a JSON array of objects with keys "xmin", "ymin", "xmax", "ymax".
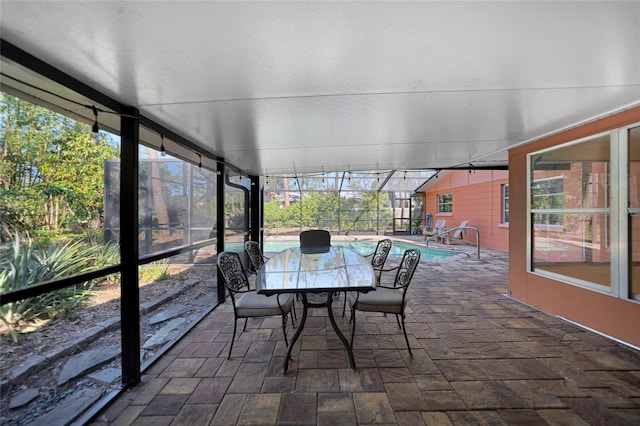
[{"xmin": 0, "ymin": 93, "xmax": 118, "ymax": 238}]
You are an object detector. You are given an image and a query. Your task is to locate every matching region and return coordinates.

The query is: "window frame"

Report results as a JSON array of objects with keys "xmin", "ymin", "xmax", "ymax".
[
  {"xmin": 502, "ymin": 184, "xmax": 509, "ymax": 224},
  {"xmin": 527, "ymin": 125, "xmax": 640, "ymax": 302},
  {"xmin": 437, "ymin": 193, "xmax": 453, "ymax": 214}
]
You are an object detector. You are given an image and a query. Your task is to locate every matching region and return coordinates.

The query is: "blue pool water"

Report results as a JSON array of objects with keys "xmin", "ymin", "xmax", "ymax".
[{"xmin": 227, "ymin": 239, "xmax": 456, "ymax": 261}]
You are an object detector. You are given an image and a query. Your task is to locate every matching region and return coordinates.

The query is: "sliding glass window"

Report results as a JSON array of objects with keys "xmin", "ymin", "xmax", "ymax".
[
  {"xmin": 529, "ymin": 125, "xmax": 639, "ymax": 300},
  {"xmin": 629, "ymin": 126, "xmax": 640, "ymax": 299},
  {"xmin": 530, "ymin": 134, "xmax": 611, "ymax": 288}
]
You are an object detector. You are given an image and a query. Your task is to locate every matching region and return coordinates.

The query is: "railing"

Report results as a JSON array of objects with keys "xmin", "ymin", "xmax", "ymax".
[{"xmin": 425, "ymin": 226, "xmax": 481, "ymax": 260}]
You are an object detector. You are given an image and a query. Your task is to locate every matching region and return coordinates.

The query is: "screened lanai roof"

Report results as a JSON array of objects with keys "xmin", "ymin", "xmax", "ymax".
[
  {"xmin": 267, "ymin": 170, "xmax": 434, "ymax": 193},
  {"xmin": 1, "ymin": 2, "xmax": 639, "ymax": 177}
]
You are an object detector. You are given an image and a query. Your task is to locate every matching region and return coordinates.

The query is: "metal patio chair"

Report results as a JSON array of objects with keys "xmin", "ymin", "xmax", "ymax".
[
  {"xmin": 299, "ymin": 229, "xmax": 333, "ymax": 304},
  {"xmin": 299, "ymin": 229, "xmax": 331, "ymax": 253},
  {"xmin": 348, "ymin": 248, "xmax": 421, "ymax": 355},
  {"xmin": 342, "ymin": 238, "xmax": 396, "ymax": 316},
  {"xmin": 245, "ymin": 240, "xmax": 297, "ymax": 322},
  {"xmin": 217, "ymin": 251, "xmax": 293, "ymax": 359},
  {"xmin": 244, "ymin": 240, "xmax": 268, "ymax": 273}
]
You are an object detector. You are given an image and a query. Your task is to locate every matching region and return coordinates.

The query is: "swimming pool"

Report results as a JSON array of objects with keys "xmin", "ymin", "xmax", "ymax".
[{"xmin": 227, "ymin": 239, "xmax": 457, "ymax": 261}]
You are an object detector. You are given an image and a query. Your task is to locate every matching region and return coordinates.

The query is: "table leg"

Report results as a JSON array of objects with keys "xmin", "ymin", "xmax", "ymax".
[
  {"xmin": 283, "ymin": 293, "xmax": 308, "ymax": 374},
  {"xmin": 326, "ymin": 292, "xmax": 357, "ymax": 370}
]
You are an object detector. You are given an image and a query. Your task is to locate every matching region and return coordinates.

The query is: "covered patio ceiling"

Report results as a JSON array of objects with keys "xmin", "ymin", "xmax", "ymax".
[{"xmin": 1, "ymin": 2, "xmax": 639, "ymax": 176}]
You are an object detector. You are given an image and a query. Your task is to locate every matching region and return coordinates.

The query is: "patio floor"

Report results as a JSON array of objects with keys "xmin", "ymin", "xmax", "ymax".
[{"xmin": 91, "ymin": 244, "xmax": 640, "ymax": 425}]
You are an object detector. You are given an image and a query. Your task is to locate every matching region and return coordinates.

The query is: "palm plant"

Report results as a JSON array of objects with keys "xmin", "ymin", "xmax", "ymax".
[{"xmin": 0, "ymin": 233, "xmax": 113, "ymax": 341}]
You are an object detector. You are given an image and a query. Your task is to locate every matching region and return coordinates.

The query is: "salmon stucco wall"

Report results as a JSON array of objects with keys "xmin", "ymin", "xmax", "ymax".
[
  {"xmin": 423, "ymin": 170, "xmax": 509, "ymax": 251},
  {"xmin": 508, "ymin": 106, "xmax": 640, "ymax": 348}
]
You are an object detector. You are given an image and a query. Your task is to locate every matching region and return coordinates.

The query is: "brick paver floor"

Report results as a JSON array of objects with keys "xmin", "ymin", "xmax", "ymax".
[{"xmin": 91, "ymin": 245, "xmax": 640, "ymax": 425}]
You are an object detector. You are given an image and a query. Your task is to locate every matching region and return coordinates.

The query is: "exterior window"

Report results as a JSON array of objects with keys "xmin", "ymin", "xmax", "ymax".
[
  {"xmin": 629, "ymin": 126, "xmax": 640, "ymax": 298},
  {"xmin": 531, "ymin": 177, "xmax": 563, "ymax": 227},
  {"xmin": 437, "ymin": 193, "xmax": 453, "ymax": 213},
  {"xmin": 502, "ymin": 184, "xmax": 509, "ymax": 223},
  {"xmin": 529, "ymin": 134, "xmax": 611, "ymax": 288}
]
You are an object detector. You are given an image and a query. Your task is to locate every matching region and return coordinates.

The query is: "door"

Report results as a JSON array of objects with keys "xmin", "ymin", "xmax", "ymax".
[{"xmin": 392, "ymin": 192, "xmax": 412, "ymax": 234}]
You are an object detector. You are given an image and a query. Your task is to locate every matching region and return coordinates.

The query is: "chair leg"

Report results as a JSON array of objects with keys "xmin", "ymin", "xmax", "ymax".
[
  {"xmin": 281, "ymin": 313, "xmax": 289, "ymax": 348},
  {"xmin": 400, "ymin": 313, "xmax": 412, "ymax": 356},
  {"xmin": 349, "ymin": 307, "xmax": 357, "ymax": 349},
  {"xmin": 242, "ymin": 318, "xmax": 248, "ymax": 331},
  {"xmin": 228, "ymin": 317, "xmax": 238, "ymax": 359},
  {"xmin": 395, "ymin": 313, "xmax": 401, "ymax": 328}
]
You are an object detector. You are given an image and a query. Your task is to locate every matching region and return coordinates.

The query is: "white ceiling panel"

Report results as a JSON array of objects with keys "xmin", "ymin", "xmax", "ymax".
[{"xmin": 1, "ymin": 1, "xmax": 639, "ymax": 175}]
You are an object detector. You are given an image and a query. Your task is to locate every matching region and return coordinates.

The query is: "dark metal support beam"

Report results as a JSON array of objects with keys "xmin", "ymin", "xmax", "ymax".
[
  {"xmin": 120, "ymin": 108, "xmax": 141, "ymax": 386},
  {"xmin": 216, "ymin": 162, "xmax": 226, "ymax": 304}
]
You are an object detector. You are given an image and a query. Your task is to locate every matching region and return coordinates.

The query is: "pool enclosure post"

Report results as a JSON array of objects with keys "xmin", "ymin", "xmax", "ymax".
[
  {"xmin": 216, "ymin": 161, "xmax": 226, "ymax": 304},
  {"xmin": 120, "ymin": 107, "xmax": 141, "ymax": 386}
]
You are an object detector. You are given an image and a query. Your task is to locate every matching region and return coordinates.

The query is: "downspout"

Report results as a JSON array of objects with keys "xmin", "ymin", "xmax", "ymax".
[
  {"xmin": 225, "ymin": 173, "xmax": 250, "ymax": 243},
  {"xmin": 249, "ymin": 175, "xmax": 262, "ymax": 245}
]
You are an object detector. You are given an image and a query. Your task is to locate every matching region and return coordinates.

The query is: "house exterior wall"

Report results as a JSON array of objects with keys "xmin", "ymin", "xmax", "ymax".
[
  {"xmin": 509, "ymin": 106, "xmax": 640, "ymax": 348},
  {"xmin": 423, "ymin": 169, "xmax": 509, "ymax": 251}
]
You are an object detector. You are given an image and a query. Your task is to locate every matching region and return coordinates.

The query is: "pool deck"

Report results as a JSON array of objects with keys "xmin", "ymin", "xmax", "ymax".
[{"xmin": 91, "ymin": 241, "xmax": 640, "ymax": 425}]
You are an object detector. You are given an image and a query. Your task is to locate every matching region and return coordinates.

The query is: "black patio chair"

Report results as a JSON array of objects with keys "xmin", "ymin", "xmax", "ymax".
[
  {"xmin": 299, "ymin": 230, "xmax": 334, "ymax": 304},
  {"xmin": 244, "ymin": 240, "xmax": 268, "ymax": 273},
  {"xmin": 299, "ymin": 229, "xmax": 331, "ymax": 253},
  {"xmin": 348, "ymin": 248, "xmax": 421, "ymax": 355},
  {"xmin": 342, "ymin": 238, "xmax": 396, "ymax": 316},
  {"xmin": 217, "ymin": 251, "xmax": 293, "ymax": 359},
  {"xmin": 366, "ymin": 238, "xmax": 396, "ymax": 283},
  {"xmin": 245, "ymin": 240, "xmax": 297, "ymax": 322}
]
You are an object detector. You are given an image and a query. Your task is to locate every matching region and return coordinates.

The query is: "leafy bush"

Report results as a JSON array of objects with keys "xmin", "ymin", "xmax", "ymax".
[
  {"xmin": 139, "ymin": 260, "xmax": 171, "ymax": 284},
  {"xmin": 0, "ymin": 233, "xmax": 116, "ymax": 342}
]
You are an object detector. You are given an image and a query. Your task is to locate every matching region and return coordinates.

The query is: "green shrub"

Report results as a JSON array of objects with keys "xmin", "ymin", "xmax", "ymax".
[
  {"xmin": 139, "ymin": 260, "xmax": 171, "ymax": 284},
  {"xmin": 0, "ymin": 233, "xmax": 110, "ymax": 342}
]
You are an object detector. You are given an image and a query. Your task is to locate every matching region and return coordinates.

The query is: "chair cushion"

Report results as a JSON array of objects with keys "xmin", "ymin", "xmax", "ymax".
[
  {"xmin": 348, "ymin": 287, "xmax": 404, "ymax": 314},
  {"xmin": 235, "ymin": 291, "xmax": 293, "ymax": 317}
]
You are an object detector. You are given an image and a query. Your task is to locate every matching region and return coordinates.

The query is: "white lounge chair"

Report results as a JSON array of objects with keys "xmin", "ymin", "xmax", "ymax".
[
  {"xmin": 424, "ymin": 219, "xmax": 447, "ymax": 243},
  {"xmin": 450, "ymin": 220, "xmax": 469, "ymax": 240},
  {"xmin": 440, "ymin": 220, "xmax": 470, "ymax": 244}
]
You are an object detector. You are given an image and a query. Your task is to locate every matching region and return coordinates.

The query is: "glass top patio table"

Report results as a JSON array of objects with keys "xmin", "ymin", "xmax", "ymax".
[
  {"xmin": 257, "ymin": 245, "xmax": 375, "ymax": 373},
  {"xmin": 256, "ymin": 245, "xmax": 376, "ymax": 294}
]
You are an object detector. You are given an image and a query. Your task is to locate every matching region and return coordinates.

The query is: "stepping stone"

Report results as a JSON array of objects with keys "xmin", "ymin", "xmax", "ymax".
[
  {"xmin": 27, "ymin": 387, "xmax": 102, "ymax": 426},
  {"xmin": 88, "ymin": 367, "xmax": 121, "ymax": 384},
  {"xmin": 7, "ymin": 355, "xmax": 47, "ymax": 383},
  {"xmin": 57, "ymin": 345, "xmax": 120, "ymax": 386},
  {"xmin": 143, "ymin": 318, "xmax": 188, "ymax": 349},
  {"xmin": 9, "ymin": 388, "xmax": 39, "ymax": 409},
  {"xmin": 149, "ymin": 304, "xmax": 189, "ymax": 325}
]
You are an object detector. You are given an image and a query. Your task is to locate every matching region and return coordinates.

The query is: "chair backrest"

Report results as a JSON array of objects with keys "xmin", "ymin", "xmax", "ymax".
[
  {"xmin": 244, "ymin": 240, "xmax": 265, "ymax": 271},
  {"xmin": 299, "ymin": 230, "xmax": 331, "ymax": 253},
  {"xmin": 217, "ymin": 251, "xmax": 251, "ymax": 293},
  {"xmin": 393, "ymin": 249, "xmax": 421, "ymax": 291},
  {"xmin": 452, "ymin": 220, "xmax": 468, "ymax": 239},
  {"xmin": 433, "ymin": 219, "xmax": 446, "ymax": 232},
  {"xmin": 371, "ymin": 239, "xmax": 392, "ymax": 270}
]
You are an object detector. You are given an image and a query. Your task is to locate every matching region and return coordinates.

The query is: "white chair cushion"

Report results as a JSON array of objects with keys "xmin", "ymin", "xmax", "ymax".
[
  {"xmin": 348, "ymin": 287, "xmax": 404, "ymax": 314},
  {"xmin": 235, "ymin": 291, "xmax": 293, "ymax": 317}
]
